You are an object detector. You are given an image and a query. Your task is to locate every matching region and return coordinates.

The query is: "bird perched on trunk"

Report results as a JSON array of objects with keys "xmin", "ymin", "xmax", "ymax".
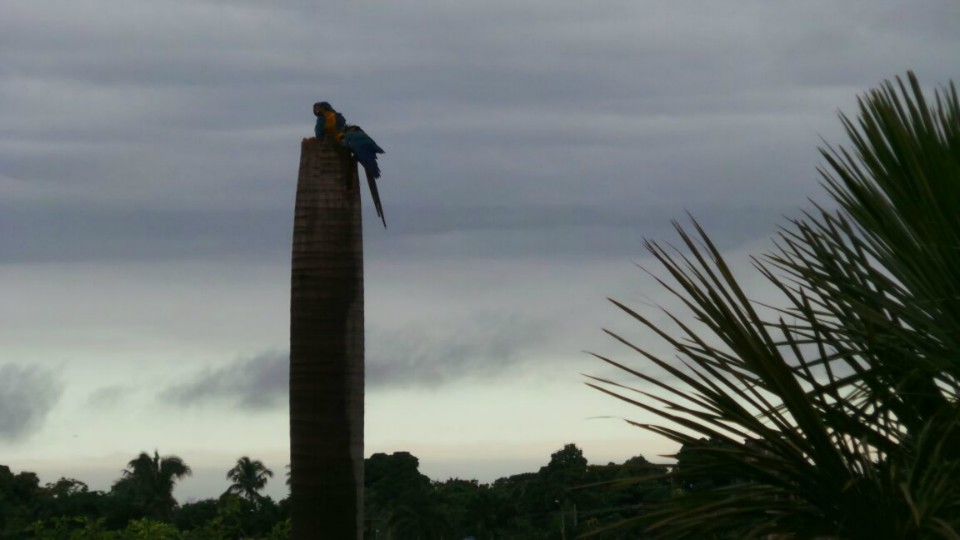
[
  {"xmin": 342, "ymin": 125, "xmax": 387, "ymax": 228},
  {"xmin": 311, "ymin": 101, "xmax": 387, "ymax": 227},
  {"xmin": 313, "ymin": 101, "xmax": 346, "ymax": 143}
]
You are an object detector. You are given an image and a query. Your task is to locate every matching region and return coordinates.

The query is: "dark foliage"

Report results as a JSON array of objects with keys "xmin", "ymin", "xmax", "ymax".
[
  {"xmin": 4, "ymin": 445, "xmax": 676, "ymax": 539},
  {"xmin": 589, "ymin": 72, "xmax": 960, "ymax": 538}
]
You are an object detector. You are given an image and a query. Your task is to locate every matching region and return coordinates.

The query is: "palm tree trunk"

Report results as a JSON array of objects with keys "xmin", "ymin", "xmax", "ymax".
[{"xmin": 290, "ymin": 137, "xmax": 365, "ymax": 539}]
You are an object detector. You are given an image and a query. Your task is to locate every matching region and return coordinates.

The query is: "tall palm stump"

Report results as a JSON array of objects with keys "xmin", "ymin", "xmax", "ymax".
[{"xmin": 290, "ymin": 137, "xmax": 365, "ymax": 539}]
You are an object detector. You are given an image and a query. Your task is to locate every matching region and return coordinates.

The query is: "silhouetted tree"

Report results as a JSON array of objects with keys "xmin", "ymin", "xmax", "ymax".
[
  {"xmin": 225, "ymin": 456, "xmax": 274, "ymax": 504},
  {"xmin": 112, "ymin": 450, "xmax": 191, "ymax": 522}
]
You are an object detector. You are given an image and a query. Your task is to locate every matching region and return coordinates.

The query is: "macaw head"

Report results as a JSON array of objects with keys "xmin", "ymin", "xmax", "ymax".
[{"xmin": 313, "ymin": 101, "xmax": 333, "ymax": 116}]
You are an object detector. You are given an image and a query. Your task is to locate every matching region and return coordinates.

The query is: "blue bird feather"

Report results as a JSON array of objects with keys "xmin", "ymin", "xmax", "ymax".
[{"xmin": 342, "ymin": 125, "xmax": 387, "ymax": 227}]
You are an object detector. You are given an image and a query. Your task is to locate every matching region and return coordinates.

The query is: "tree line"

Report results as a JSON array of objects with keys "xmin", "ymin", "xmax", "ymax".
[
  {"xmin": 1, "ymin": 442, "xmax": 735, "ymax": 539},
  {"xmin": 0, "ymin": 452, "xmax": 286, "ymax": 539}
]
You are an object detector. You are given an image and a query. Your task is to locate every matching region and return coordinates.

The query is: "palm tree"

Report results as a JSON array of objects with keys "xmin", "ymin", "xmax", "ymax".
[
  {"xmin": 588, "ymin": 72, "xmax": 960, "ymax": 538},
  {"xmin": 289, "ymin": 136, "xmax": 365, "ymax": 538},
  {"xmin": 114, "ymin": 450, "xmax": 192, "ymax": 522},
  {"xmin": 225, "ymin": 456, "xmax": 274, "ymax": 503}
]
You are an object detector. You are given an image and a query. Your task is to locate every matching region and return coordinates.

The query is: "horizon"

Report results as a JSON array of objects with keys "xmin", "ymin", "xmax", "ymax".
[
  {"xmin": 6, "ymin": 438, "xmax": 677, "ymax": 502},
  {"xmin": 2, "ymin": 0, "xmax": 955, "ymax": 514}
]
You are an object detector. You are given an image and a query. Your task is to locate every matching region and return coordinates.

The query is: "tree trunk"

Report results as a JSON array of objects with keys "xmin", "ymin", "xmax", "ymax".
[{"xmin": 290, "ymin": 137, "xmax": 365, "ymax": 539}]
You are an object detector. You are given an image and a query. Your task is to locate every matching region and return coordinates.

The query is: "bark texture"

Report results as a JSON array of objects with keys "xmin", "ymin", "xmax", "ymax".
[{"xmin": 289, "ymin": 137, "xmax": 364, "ymax": 539}]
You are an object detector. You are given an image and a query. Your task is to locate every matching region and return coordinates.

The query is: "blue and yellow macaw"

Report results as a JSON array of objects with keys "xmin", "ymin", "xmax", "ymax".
[
  {"xmin": 312, "ymin": 101, "xmax": 387, "ymax": 227},
  {"xmin": 342, "ymin": 125, "xmax": 386, "ymax": 228},
  {"xmin": 313, "ymin": 101, "xmax": 346, "ymax": 142}
]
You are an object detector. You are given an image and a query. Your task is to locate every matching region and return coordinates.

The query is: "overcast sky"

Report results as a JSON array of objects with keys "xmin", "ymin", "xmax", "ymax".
[{"xmin": 1, "ymin": 0, "xmax": 957, "ymax": 501}]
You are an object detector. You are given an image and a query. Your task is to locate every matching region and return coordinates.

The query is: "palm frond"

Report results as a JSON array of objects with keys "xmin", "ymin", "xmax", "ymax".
[{"xmin": 588, "ymin": 72, "xmax": 960, "ymax": 538}]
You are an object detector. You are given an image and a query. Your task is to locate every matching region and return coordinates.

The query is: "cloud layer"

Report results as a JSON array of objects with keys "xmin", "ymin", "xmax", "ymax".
[
  {"xmin": 4, "ymin": 0, "xmax": 956, "ymax": 265},
  {"xmin": 0, "ymin": 364, "xmax": 63, "ymax": 441},
  {"xmin": 161, "ymin": 351, "xmax": 288, "ymax": 410},
  {"xmin": 161, "ymin": 312, "xmax": 550, "ymax": 409}
]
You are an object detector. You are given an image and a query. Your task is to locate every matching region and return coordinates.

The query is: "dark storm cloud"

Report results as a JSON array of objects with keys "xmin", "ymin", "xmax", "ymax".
[
  {"xmin": 0, "ymin": 202, "xmax": 289, "ymax": 263},
  {"xmin": 0, "ymin": 364, "xmax": 63, "ymax": 441},
  {"xmin": 370, "ymin": 202, "xmax": 801, "ymax": 263},
  {"xmin": 161, "ymin": 313, "xmax": 549, "ymax": 408},
  {"xmin": 0, "ymin": 195, "xmax": 796, "ymax": 263},
  {"xmin": 162, "ymin": 351, "xmax": 288, "ymax": 410},
  {"xmin": 365, "ymin": 313, "xmax": 550, "ymax": 388},
  {"xmin": 2, "ymin": 0, "xmax": 957, "ymax": 265}
]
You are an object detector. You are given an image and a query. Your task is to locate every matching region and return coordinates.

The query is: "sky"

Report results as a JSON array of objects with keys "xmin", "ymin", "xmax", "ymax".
[{"xmin": 1, "ymin": 0, "xmax": 957, "ymax": 502}]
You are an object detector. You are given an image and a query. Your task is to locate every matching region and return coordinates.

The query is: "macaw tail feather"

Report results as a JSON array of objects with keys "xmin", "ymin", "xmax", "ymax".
[
  {"xmin": 342, "ymin": 125, "xmax": 386, "ymax": 227},
  {"xmin": 364, "ymin": 168, "xmax": 387, "ymax": 228}
]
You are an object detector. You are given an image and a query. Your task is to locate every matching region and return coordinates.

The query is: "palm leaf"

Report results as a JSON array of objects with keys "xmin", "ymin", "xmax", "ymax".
[{"xmin": 589, "ymin": 72, "xmax": 960, "ymax": 538}]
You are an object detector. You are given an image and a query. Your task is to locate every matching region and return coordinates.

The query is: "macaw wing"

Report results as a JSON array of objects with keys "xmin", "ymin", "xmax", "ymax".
[
  {"xmin": 343, "ymin": 128, "xmax": 384, "ymax": 154},
  {"xmin": 343, "ymin": 130, "xmax": 385, "ymax": 178}
]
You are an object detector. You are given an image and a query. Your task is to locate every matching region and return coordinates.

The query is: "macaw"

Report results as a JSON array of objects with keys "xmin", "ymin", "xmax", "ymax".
[
  {"xmin": 313, "ymin": 101, "xmax": 346, "ymax": 142},
  {"xmin": 342, "ymin": 125, "xmax": 387, "ymax": 228}
]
